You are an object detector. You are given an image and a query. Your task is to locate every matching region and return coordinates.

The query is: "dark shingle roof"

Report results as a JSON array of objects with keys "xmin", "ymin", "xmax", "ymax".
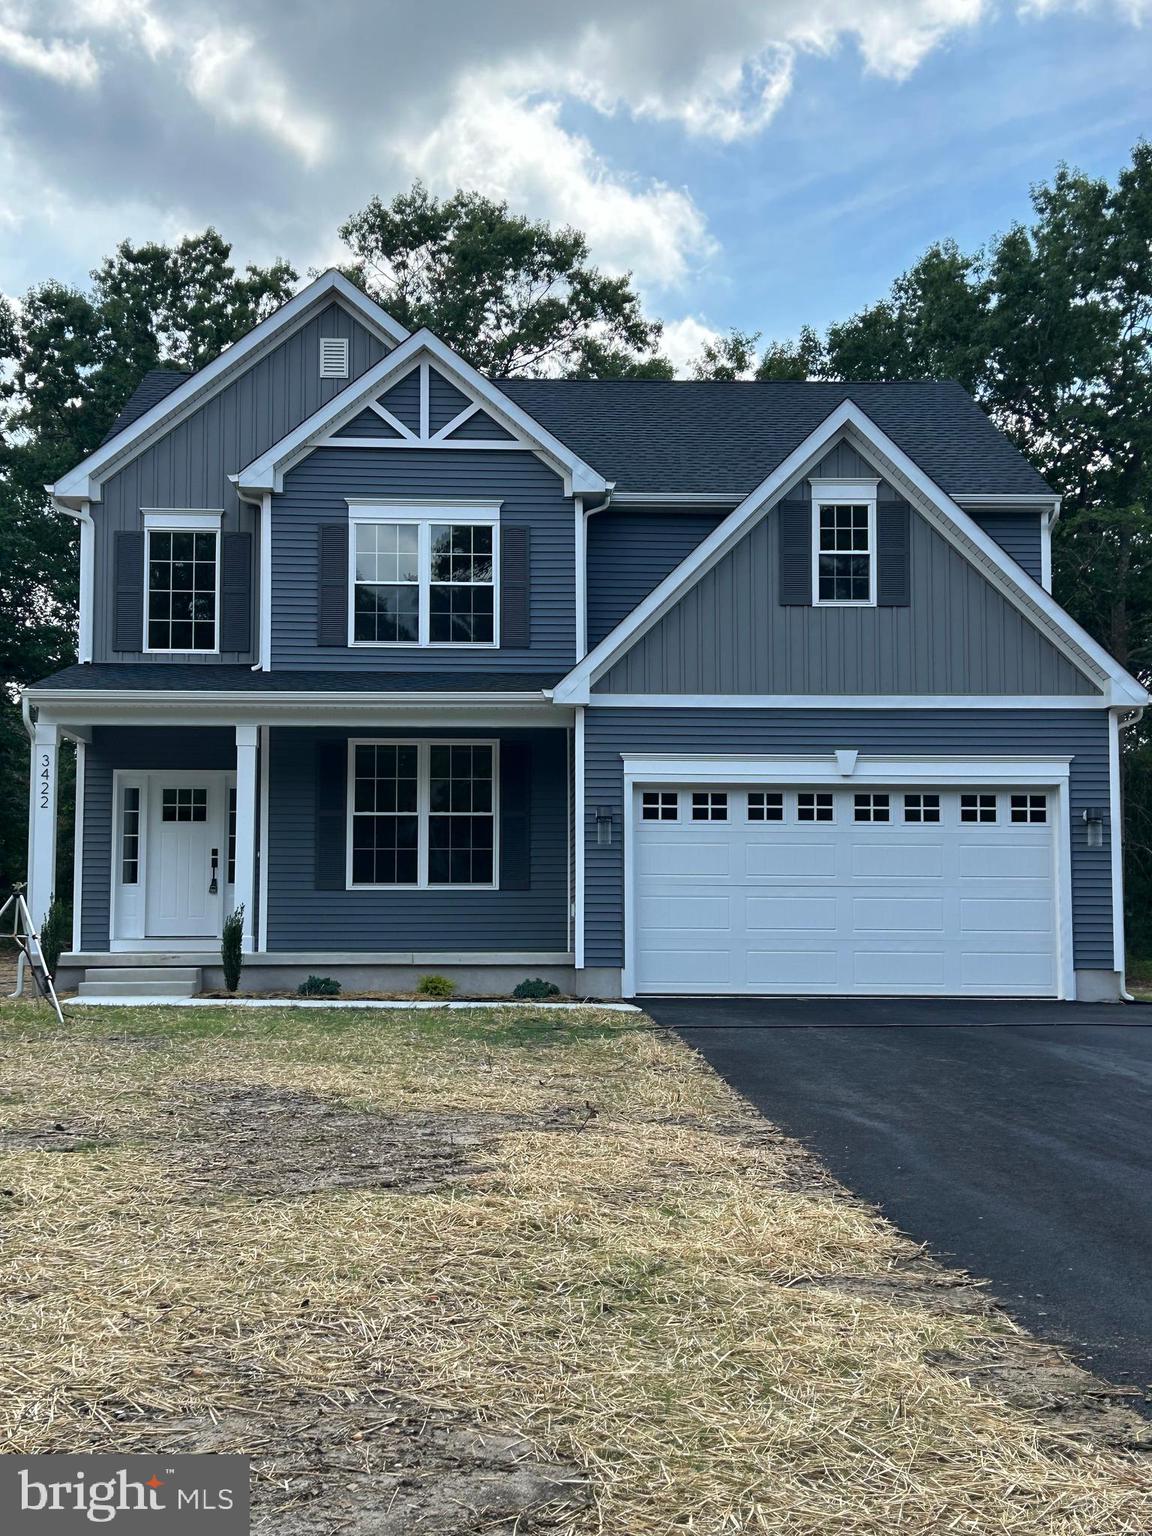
[
  {"xmin": 499, "ymin": 378, "xmax": 1052, "ymax": 497},
  {"xmin": 100, "ymin": 369, "xmax": 190, "ymax": 445},
  {"xmin": 27, "ymin": 663, "xmax": 561, "ymax": 694}
]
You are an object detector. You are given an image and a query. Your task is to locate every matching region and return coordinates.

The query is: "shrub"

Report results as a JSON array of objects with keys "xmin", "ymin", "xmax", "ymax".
[
  {"xmin": 221, "ymin": 905, "xmax": 244, "ymax": 993},
  {"xmin": 417, "ymin": 973, "xmax": 456, "ymax": 998},
  {"xmin": 298, "ymin": 974, "xmax": 342, "ymax": 997},
  {"xmin": 38, "ymin": 896, "xmax": 69, "ymax": 981},
  {"xmin": 513, "ymin": 977, "xmax": 561, "ymax": 1000}
]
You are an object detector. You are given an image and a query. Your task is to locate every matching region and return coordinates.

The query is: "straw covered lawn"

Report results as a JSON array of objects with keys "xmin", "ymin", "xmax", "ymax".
[{"xmin": 1, "ymin": 1000, "xmax": 1149, "ymax": 1534}]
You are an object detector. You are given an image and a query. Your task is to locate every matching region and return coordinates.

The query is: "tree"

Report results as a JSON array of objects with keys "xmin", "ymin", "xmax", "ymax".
[
  {"xmin": 339, "ymin": 182, "xmax": 670, "ymax": 378},
  {"xmin": 0, "ymin": 232, "xmax": 296, "ymax": 892},
  {"xmin": 690, "ymin": 329, "xmax": 761, "ymax": 381}
]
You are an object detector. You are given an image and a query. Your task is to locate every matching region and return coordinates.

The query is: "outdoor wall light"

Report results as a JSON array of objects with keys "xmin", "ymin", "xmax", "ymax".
[
  {"xmin": 595, "ymin": 806, "xmax": 615, "ymax": 847},
  {"xmin": 1082, "ymin": 807, "xmax": 1106, "ymax": 849}
]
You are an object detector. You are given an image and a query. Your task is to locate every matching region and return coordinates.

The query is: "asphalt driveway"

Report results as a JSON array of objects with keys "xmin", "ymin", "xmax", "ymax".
[{"xmin": 645, "ymin": 998, "xmax": 1152, "ymax": 1397}]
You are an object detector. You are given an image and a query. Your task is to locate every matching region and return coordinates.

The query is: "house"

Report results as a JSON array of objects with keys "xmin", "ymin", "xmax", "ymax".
[{"xmin": 24, "ymin": 270, "xmax": 1148, "ymax": 1001}]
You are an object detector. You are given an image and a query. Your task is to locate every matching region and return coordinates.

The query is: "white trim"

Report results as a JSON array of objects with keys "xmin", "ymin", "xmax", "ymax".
[
  {"xmin": 811, "ymin": 494, "xmax": 877, "ymax": 608},
  {"xmin": 955, "ymin": 493, "xmax": 1061, "ymax": 510},
  {"xmin": 259, "ymin": 492, "xmax": 272, "ymax": 669},
  {"xmin": 345, "ymin": 738, "xmax": 500, "ymax": 891},
  {"xmin": 235, "ymin": 329, "xmax": 607, "ymax": 498},
  {"xmin": 419, "ymin": 360, "xmax": 430, "ymax": 441},
  {"xmin": 52, "ymin": 272, "xmax": 408, "ymax": 503},
  {"xmin": 619, "ymin": 753, "xmax": 1076, "ymax": 1001},
  {"xmin": 257, "ymin": 724, "xmax": 270, "ymax": 953},
  {"xmin": 29, "ymin": 720, "xmax": 59, "ymax": 925},
  {"xmin": 552, "ymin": 401, "xmax": 1148, "ymax": 707},
  {"xmin": 1109, "ymin": 711, "xmax": 1125, "ymax": 978},
  {"xmin": 76, "ymin": 507, "xmax": 94, "ymax": 663},
  {"xmin": 608, "ymin": 492, "xmax": 744, "ymax": 508},
  {"xmin": 367, "ymin": 396, "xmax": 417, "ymax": 439},
  {"xmin": 345, "ymin": 497, "xmax": 503, "ymax": 512},
  {"xmin": 71, "ymin": 740, "xmax": 85, "ymax": 952},
  {"xmin": 430, "ymin": 402, "xmax": 480, "ymax": 441},
  {"xmin": 234, "ymin": 724, "xmax": 259, "ymax": 952},
  {"xmin": 808, "ymin": 478, "xmax": 880, "ymax": 498},
  {"xmin": 346, "ymin": 507, "xmax": 500, "ymax": 649},
  {"xmin": 142, "ymin": 523, "xmax": 221, "ymax": 656},
  {"xmin": 574, "ymin": 705, "xmax": 585, "ymax": 970},
  {"xmin": 317, "ymin": 435, "xmax": 533, "ymax": 452},
  {"xmin": 142, "ymin": 509, "xmax": 224, "ymax": 529},
  {"xmin": 585, "ymin": 693, "xmax": 1113, "ymax": 710},
  {"xmin": 1041, "ymin": 511, "xmax": 1054, "ymax": 593},
  {"xmin": 574, "ymin": 495, "xmax": 586, "ymax": 659}
]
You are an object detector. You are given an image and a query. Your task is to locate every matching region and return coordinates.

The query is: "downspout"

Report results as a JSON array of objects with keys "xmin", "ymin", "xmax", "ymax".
[
  {"xmin": 1116, "ymin": 705, "xmax": 1145, "ymax": 1001},
  {"xmin": 235, "ymin": 487, "xmax": 267, "ymax": 671},
  {"xmin": 49, "ymin": 495, "xmax": 94, "ymax": 663},
  {"xmin": 577, "ymin": 483, "xmax": 614, "ymax": 659}
]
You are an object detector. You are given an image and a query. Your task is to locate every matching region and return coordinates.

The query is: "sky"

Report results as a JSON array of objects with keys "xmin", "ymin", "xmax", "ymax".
[{"xmin": 0, "ymin": 0, "xmax": 1149, "ymax": 372}]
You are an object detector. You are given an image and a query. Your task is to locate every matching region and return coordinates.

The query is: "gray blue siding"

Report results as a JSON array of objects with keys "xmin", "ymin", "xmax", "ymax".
[
  {"xmin": 582, "ymin": 707, "xmax": 1113, "ymax": 971},
  {"xmin": 266, "ymin": 727, "xmax": 568, "ymax": 952},
  {"xmin": 92, "ymin": 301, "xmax": 391, "ymax": 665},
  {"xmin": 970, "ymin": 510, "xmax": 1044, "ymax": 583},
  {"xmin": 587, "ymin": 510, "xmax": 724, "ymax": 648},
  {"xmin": 271, "ymin": 448, "xmax": 575, "ymax": 669},
  {"xmin": 595, "ymin": 501, "xmax": 1095, "ymax": 696},
  {"xmin": 79, "ymin": 727, "xmax": 236, "ymax": 950}
]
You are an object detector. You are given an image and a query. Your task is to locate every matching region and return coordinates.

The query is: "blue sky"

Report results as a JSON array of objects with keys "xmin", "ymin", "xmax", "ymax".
[{"xmin": 0, "ymin": 1, "xmax": 1148, "ymax": 369}]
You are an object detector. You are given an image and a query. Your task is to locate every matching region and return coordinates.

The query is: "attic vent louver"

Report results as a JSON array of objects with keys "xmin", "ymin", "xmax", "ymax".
[{"xmin": 320, "ymin": 336, "xmax": 349, "ymax": 378}]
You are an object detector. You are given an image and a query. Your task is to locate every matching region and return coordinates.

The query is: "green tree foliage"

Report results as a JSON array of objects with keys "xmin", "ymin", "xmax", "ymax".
[
  {"xmin": 690, "ymin": 329, "xmax": 762, "ymax": 381},
  {"xmin": 339, "ymin": 182, "xmax": 670, "ymax": 378}
]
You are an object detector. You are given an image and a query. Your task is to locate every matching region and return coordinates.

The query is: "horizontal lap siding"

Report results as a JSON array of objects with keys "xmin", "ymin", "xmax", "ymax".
[
  {"xmin": 272, "ymin": 449, "xmax": 575, "ymax": 669},
  {"xmin": 586, "ymin": 511, "xmax": 724, "ymax": 648},
  {"xmin": 597, "ymin": 502, "xmax": 1095, "ymax": 696},
  {"xmin": 94, "ymin": 302, "xmax": 389, "ymax": 666},
  {"xmin": 970, "ymin": 510, "xmax": 1044, "ymax": 583},
  {"xmin": 266, "ymin": 727, "xmax": 569, "ymax": 951},
  {"xmin": 79, "ymin": 728, "xmax": 237, "ymax": 950},
  {"xmin": 583, "ymin": 708, "xmax": 1113, "ymax": 971}
]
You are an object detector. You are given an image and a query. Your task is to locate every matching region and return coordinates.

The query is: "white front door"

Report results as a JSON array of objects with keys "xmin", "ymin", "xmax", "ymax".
[
  {"xmin": 631, "ymin": 784, "xmax": 1060, "ymax": 997},
  {"xmin": 144, "ymin": 775, "xmax": 228, "ymax": 939}
]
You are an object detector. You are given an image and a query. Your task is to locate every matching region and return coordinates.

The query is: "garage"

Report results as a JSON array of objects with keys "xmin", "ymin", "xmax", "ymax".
[{"xmin": 629, "ymin": 778, "xmax": 1066, "ymax": 998}]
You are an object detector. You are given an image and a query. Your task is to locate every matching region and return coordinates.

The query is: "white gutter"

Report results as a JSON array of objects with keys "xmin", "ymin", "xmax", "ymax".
[
  {"xmin": 47, "ymin": 496, "xmax": 94, "ymax": 662},
  {"xmin": 576, "ymin": 483, "xmax": 614, "ymax": 659},
  {"xmin": 25, "ymin": 688, "xmax": 560, "ymax": 709}
]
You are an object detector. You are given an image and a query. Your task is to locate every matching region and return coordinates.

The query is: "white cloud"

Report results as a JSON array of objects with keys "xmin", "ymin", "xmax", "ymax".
[
  {"xmin": 660, "ymin": 315, "xmax": 725, "ymax": 374},
  {"xmin": 0, "ymin": 8, "xmax": 98, "ymax": 85},
  {"xmin": 185, "ymin": 28, "xmax": 330, "ymax": 167}
]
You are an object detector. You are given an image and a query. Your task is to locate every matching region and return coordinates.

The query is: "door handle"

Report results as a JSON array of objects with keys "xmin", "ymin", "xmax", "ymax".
[{"xmin": 209, "ymin": 848, "xmax": 219, "ymax": 895}]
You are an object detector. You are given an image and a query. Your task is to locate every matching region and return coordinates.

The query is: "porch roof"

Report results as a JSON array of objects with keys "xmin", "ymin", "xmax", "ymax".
[{"xmin": 27, "ymin": 663, "xmax": 564, "ymax": 696}]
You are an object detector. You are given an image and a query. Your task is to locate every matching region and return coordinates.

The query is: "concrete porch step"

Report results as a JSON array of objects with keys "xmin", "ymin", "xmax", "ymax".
[{"xmin": 77, "ymin": 967, "xmax": 202, "ymax": 999}]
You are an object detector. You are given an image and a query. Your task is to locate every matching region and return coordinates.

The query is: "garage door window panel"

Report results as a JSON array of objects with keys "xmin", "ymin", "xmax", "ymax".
[
  {"xmin": 748, "ymin": 791, "xmax": 784, "ymax": 822},
  {"xmin": 692, "ymin": 792, "xmax": 728, "ymax": 821},
  {"xmin": 904, "ymin": 793, "xmax": 941, "ymax": 823},
  {"xmin": 641, "ymin": 791, "xmax": 678, "ymax": 822},
  {"xmin": 1011, "ymin": 793, "xmax": 1047, "ymax": 824},
  {"xmin": 798, "ymin": 792, "xmax": 834, "ymax": 823},
  {"xmin": 854, "ymin": 793, "xmax": 890, "ymax": 823},
  {"xmin": 961, "ymin": 793, "xmax": 998, "ymax": 824}
]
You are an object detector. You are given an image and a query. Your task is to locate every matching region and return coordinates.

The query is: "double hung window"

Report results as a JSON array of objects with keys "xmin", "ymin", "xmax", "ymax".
[
  {"xmin": 349, "ymin": 741, "xmax": 497, "ymax": 887},
  {"xmin": 350, "ymin": 507, "xmax": 498, "ymax": 646}
]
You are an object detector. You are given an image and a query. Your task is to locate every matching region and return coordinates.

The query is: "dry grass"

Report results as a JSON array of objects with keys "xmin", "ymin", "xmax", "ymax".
[{"xmin": 1, "ymin": 999, "xmax": 1150, "ymax": 1534}]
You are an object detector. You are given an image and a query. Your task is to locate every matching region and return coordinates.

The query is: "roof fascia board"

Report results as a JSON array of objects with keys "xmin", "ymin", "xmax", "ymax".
[
  {"xmin": 235, "ymin": 331, "xmax": 607, "ymax": 498},
  {"xmin": 52, "ymin": 272, "xmax": 410, "ymax": 502},
  {"xmin": 553, "ymin": 399, "xmax": 1146, "ymax": 706}
]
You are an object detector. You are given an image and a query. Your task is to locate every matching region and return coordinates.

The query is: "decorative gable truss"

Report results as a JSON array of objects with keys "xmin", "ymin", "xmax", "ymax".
[
  {"xmin": 235, "ymin": 331, "xmax": 607, "ymax": 499},
  {"xmin": 553, "ymin": 399, "xmax": 1149, "ymax": 709}
]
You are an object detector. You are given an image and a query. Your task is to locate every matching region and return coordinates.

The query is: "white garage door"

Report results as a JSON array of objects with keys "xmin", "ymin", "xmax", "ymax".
[{"xmin": 632, "ymin": 785, "xmax": 1059, "ymax": 997}]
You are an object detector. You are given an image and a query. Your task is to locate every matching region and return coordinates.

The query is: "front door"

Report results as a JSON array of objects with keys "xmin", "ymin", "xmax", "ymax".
[{"xmin": 145, "ymin": 776, "xmax": 228, "ymax": 939}]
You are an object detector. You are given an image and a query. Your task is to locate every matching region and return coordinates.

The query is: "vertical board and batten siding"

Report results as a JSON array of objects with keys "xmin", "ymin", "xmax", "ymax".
[
  {"xmin": 969, "ymin": 510, "xmax": 1045, "ymax": 583},
  {"xmin": 271, "ymin": 447, "xmax": 576, "ymax": 668},
  {"xmin": 265, "ymin": 727, "xmax": 569, "ymax": 951},
  {"xmin": 582, "ymin": 708, "xmax": 1114, "ymax": 971},
  {"xmin": 595, "ymin": 497, "xmax": 1096, "ymax": 696},
  {"xmin": 586, "ymin": 510, "xmax": 725, "ymax": 649},
  {"xmin": 92, "ymin": 301, "xmax": 391, "ymax": 665},
  {"xmin": 79, "ymin": 727, "xmax": 237, "ymax": 950}
]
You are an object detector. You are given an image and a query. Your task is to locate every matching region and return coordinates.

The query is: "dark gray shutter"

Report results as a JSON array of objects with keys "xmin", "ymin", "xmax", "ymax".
[
  {"xmin": 113, "ymin": 530, "xmax": 145, "ymax": 651},
  {"xmin": 499, "ymin": 740, "xmax": 531, "ymax": 890},
  {"xmin": 777, "ymin": 502, "xmax": 811, "ymax": 605},
  {"xmin": 318, "ymin": 523, "xmax": 349, "ymax": 646},
  {"xmin": 877, "ymin": 501, "xmax": 911, "ymax": 607},
  {"xmin": 219, "ymin": 531, "xmax": 253, "ymax": 652},
  {"xmin": 500, "ymin": 526, "xmax": 531, "ymax": 648},
  {"xmin": 314, "ymin": 739, "xmax": 347, "ymax": 890}
]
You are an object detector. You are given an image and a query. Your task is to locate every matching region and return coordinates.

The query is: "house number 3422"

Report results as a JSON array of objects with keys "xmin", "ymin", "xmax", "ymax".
[{"xmin": 39, "ymin": 752, "xmax": 51, "ymax": 810}]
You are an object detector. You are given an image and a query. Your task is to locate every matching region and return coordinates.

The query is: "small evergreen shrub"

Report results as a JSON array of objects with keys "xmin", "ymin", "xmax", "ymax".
[
  {"xmin": 38, "ymin": 896, "xmax": 69, "ymax": 981},
  {"xmin": 298, "ymin": 974, "xmax": 342, "ymax": 997},
  {"xmin": 221, "ymin": 905, "xmax": 244, "ymax": 993},
  {"xmin": 417, "ymin": 973, "xmax": 456, "ymax": 998},
  {"xmin": 513, "ymin": 977, "xmax": 561, "ymax": 1000}
]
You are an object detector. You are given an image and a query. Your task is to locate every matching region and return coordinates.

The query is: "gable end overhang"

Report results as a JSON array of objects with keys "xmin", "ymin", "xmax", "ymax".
[
  {"xmin": 553, "ymin": 398, "xmax": 1147, "ymax": 708},
  {"xmin": 233, "ymin": 331, "xmax": 608, "ymax": 499},
  {"xmin": 50, "ymin": 271, "xmax": 410, "ymax": 506}
]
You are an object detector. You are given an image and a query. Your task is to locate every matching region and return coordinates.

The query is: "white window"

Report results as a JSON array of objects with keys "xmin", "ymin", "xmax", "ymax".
[
  {"xmin": 961, "ymin": 793, "xmax": 998, "ymax": 824},
  {"xmin": 146, "ymin": 527, "xmax": 219, "ymax": 651},
  {"xmin": 798, "ymin": 792, "xmax": 834, "ymax": 823},
  {"xmin": 120, "ymin": 787, "xmax": 141, "ymax": 884},
  {"xmin": 854, "ymin": 792, "xmax": 890, "ymax": 823},
  {"xmin": 320, "ymin": 336, "xmax": 349, "ymax": 378},
  {"xmin": 812, "ymin": 484, "xmax": 877, "ymax": 606},
  {"xmin": 350, "ymin": 507, "xmax": 498, "ymax": 646},
  {"xmin": 348, "ymin": 741, "xmax": 497, "ymax": 888},
  {"xmin": 1011, "ymin": 793, "xmax": 1047, "ymax": 824},
  {"xmin": 641, "ymin": 791, "xmax": 678, "ymax": 822},
  {"xmin": 747, "ymin": 791, "xmax": 784, "ymax": 822},
  {"xmin": 691, "ymin": 792, "xmax": 728, "ymax": 822},
  {"xmin": 904, "ymin": 793, "xmax": 941, "ymax": 824}
]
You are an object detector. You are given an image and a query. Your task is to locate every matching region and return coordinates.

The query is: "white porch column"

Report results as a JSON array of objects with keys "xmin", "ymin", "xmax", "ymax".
[
  {"xmin": 27, "ymin": 720, "xmax": 59, "ymax": 928},
  {"xmin": 234, "ymin": 724, "xmax": 259, "ymax": 952}
]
